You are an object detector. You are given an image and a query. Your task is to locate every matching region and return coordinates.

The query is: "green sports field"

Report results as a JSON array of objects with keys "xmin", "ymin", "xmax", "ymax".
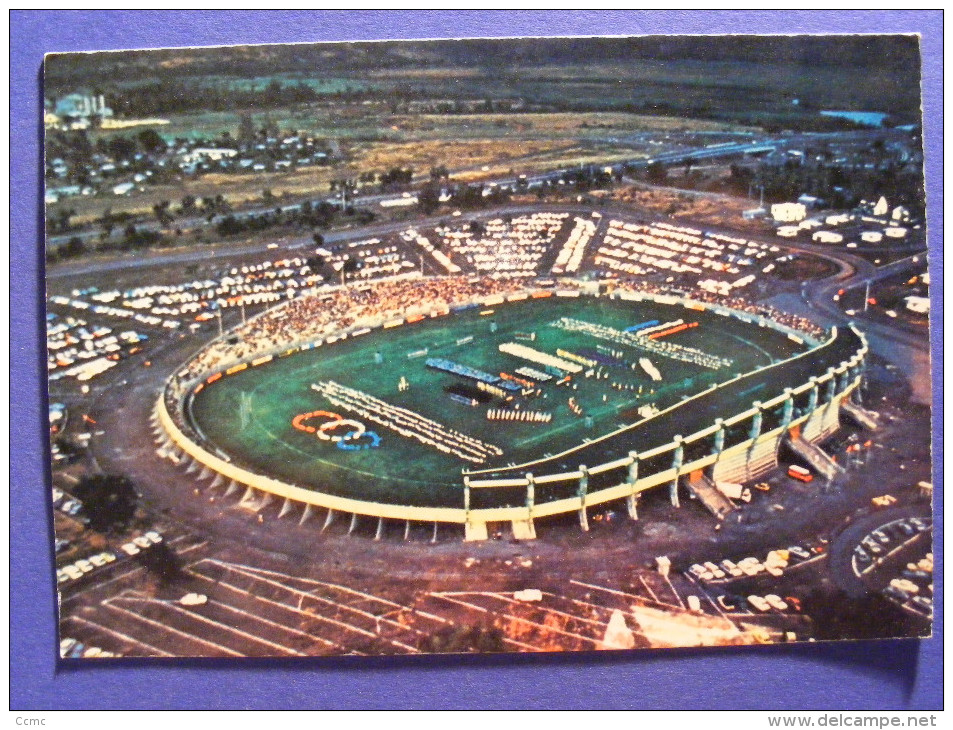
[{"xmin": 190, "ymin": 296, "xmax": 804, "ymax": 508}]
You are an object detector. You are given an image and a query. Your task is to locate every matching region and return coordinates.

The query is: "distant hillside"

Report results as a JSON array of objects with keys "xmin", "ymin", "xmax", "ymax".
[{"xmin": 44, "ymin": 35, "xmax": 923, "ymax": 123}]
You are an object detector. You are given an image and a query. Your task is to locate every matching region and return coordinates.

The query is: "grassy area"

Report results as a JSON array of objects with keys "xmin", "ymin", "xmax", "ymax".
[{"xmin": 191, "ymin": 295, "xmax": 798, "ymax": 507}]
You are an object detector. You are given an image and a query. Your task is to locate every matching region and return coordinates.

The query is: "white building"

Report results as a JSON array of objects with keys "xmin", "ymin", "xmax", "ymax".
[
  {"xmin": 797, "ymin": 194, "xmax": 821, "ymax": 208},
  {"xmin": 181, "ymin": 148, "xmax": 238, "ymax": 165},
  {"xmin": 771, "ymin": 202, "xmax": 807, "ymax": 223}
]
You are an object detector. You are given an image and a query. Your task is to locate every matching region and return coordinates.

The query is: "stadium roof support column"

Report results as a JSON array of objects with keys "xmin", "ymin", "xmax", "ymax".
[
  {"xmin": 808, "ymin": 378, "xmax": 819, "ymax": 413},
  {"xmin": 257, "ymin": 492, "xmax": 272, "ymax": 512},
  {"xmin": 825, "ymin": 369, "xmax": 837, "ymax": 403},
  {"xmin": 781, "ymin": 388, "xmax": 795, "ymax": 429},
  {"xmin": 348, "ymin": 512, "xmax": 359, "ymax": 535},
  {"xmin": 836, "ymin": 368, "xmax": 851, "ymax": 396},
  {"xmin": 626, "ymin": 452, "xmax": 640, "ymax": 520},
  {"xmin": 510, "ymin": 474, "xmax": 537, "ymax": 541},
  {"xmin": 322, "ymin": 508, "xmax": 335, "ymax": 531},
  {"xmin": 749, "ymin": 401, "xmax": 763, "ymax": 441},
  {"xmin": 577, "ymin": 465, "xmax": 590, "ymax": 532},
  {"xmin": 670, "ymin": 437, "xmax": 683, "ymax": 509},
  {"xmin": 709, "ymin": 419, "xmax": 725, "ymax": 482},
  {"xmin": 299, "ymin": 503, "xmax": 314, "ymax": 526},
  {"xmin": 463, "ymin": 477, "xmax": 488, "ymax": 541}
]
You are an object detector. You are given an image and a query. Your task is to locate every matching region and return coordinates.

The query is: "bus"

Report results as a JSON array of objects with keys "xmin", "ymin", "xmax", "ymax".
[{"xmin": 787, "ymin": 464, "xmax": 813, "ymax": 483}]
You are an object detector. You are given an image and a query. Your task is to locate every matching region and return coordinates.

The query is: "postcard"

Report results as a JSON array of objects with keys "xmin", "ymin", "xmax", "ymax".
[{"xmin": 44, "ymin": 34, "xmax": 933, "ymax": 660}]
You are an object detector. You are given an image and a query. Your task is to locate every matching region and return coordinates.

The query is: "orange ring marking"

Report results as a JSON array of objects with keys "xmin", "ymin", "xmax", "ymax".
[{"xmin": 292, "ymin": 410, "xmax": 341, "ymax": 434}]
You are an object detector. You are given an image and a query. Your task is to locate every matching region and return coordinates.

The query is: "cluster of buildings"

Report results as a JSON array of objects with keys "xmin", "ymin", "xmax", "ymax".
[
  {"xmin": 45, "ymin": 93, "xmax": 113, "ymax": 130},
  {"xmin": 766, "ymin": 195, "xmax": 916, "ymax": 249},
  {"xmin": 45, "ymin": 92, "xmax": 334, "ymax": 205}
]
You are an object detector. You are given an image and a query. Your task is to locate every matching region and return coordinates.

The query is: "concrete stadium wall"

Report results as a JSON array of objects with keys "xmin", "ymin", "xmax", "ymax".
[{"xmin": 158, "ymin": 281, "xmax": 868, "ymax": 539}]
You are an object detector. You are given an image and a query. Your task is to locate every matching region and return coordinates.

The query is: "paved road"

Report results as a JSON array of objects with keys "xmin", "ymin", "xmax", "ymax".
[{"xmin": 47, "ymin": 203, "xmax": 594, "ymax": 279}]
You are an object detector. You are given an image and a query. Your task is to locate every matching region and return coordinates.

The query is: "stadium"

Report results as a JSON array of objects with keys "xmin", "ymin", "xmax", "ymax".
[{"xmin": 155, "ymin": 269, "xmax": 870, "ymax": 542}]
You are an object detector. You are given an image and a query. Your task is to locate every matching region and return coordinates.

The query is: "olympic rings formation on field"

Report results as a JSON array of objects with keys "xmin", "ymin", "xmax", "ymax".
[
  {"xmin": 292, "ymin": 409, "xmax": 381, "ymax": 451},
  {"xmin": 317, "ymin": 418, "xmax": 366, "ymax": 442}
]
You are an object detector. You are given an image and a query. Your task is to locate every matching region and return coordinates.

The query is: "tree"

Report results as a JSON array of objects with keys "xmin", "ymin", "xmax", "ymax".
[
  {"xmin": 238, "ymin": 113, "xmax": 256, "ymax": 146},
  {"xmin": 312, "ymin": 232, "xmax": 324, "ymax": 247},
  {"xmin": 417, "ymin": 182, "xmax": 442, "ymax": 215},
  {"xmin": 179, "ymin": 194, "xmax": 197, "ymax": 215},
  {"xmin": 61, "ymin": 236, "xmax": 86, "ymax": 258},
  {"xmin": 72, "ymin": 474, "xmax": 139, "ymax": 533},
  {"xmin": 646, "ymin": 161, "xmax": 668, "ymax": 184},
  {"xmin": 135, "ymin": 542, "xmax": 182, "ymax": 585},
  {"xmin": 152, "ymin": 200, "xmax": 173, "ymax": 225},
  {"xmin": 137, "ymin": 128, "xmax": 166, "ymax": 154},
  {"xmin": 106, "ymin": 136, "xmax": 137, "ymax": 162},
  {"xmin": 420, "ymin": 625, "xmax": 505, "ymax": 653}
]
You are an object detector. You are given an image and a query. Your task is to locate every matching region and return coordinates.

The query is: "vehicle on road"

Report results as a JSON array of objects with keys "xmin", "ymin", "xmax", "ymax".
[
  {"xmin": 788, "ymin": 464, "xmax": 813, "ymax": 483},
  {"xmin": 788, "ymin": 546, "xmax": 811, "ymax": 560}
]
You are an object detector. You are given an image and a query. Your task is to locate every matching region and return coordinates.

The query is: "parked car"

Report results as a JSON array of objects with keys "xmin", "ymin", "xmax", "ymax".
[
  {"xmin": 890, "ymin": 578, "xmax": 919, "ymax": 594},
  {"xmin": 738, "ymin": 558, "xmax": 763, "ymax": 576},
  {"xmin": 861, "ymin": 537, "xmax": 883, "ymax": 555},
  {"xmin": 896, "ymin": 521, "xmax": 915, "ymax": 537},
  {"xmin": 788, "ymin": 546, "xmax": 811, "ymax": 561},
  {"xmin": 764, "ymin": 594, "xmax": 789, "ymax": 611},
  {"xmin": 688, "ymin": 564, "xmax": 714, "ymax": 581},
  {"xmin": 883, "ymin": 585, "xmax": 910, "ymax": 602},
  {"xmin": 717, "ymin": 594, "xmax": 738, "ymax": 611},
  {"xmin": 747, "ymin": 595, "xmax": 771, "ymax": 612},
  {"xmin": 720, "ymin": 560, "xmax": 743, "ymax": 578}
]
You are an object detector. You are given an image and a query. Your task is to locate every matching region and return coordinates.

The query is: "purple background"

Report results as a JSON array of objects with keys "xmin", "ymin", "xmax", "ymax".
[{"xmin": 11, "ymin": 10, "xmax": 942, "ymax": 710}]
